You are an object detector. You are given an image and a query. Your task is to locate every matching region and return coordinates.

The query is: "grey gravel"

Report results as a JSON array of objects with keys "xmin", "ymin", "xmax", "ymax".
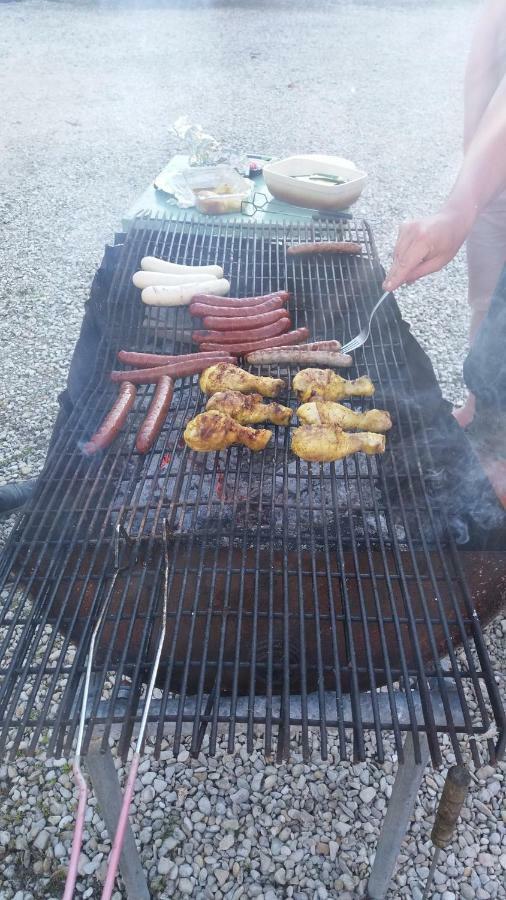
[{"xmin": 1, "ymin": 2, "xmax": 505, "ymax": 899}]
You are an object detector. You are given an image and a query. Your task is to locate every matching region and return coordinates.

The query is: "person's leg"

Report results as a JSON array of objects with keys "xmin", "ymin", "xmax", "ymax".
[
  {"xmin": 455, "ymin": 192, "xmax": 506, "ymax": 426},
  {"xmin": 463, "ymin": 265, "xmax": 506, "ymax": 507}
]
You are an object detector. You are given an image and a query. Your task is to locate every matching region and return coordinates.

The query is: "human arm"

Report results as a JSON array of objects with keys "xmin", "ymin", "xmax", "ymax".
[
  {"xmin": 464, "ymin": 0, "xmax": 504, "ymax": 149},
  {"xmin": 384, "ymin": 71, "xmax": 506, "ymax": 291}
]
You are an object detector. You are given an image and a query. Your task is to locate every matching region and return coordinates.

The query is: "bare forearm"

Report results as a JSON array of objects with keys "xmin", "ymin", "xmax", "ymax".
[
  {"xmin": 448, "ymin": 73, "xmax": 506, "ymax": 225},
  {"xmin": 463, "ymin": 0, "xmax": 503, "ymax": 147},
  {"xmin": 384, "ymin": 73, "xmax": 506, "ymax": 291}
]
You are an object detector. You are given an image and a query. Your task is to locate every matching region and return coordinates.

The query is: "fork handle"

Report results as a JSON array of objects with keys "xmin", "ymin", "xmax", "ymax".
[{"xmin": 371, "ymin": 290, "xmax": 390, "ymax": 317}]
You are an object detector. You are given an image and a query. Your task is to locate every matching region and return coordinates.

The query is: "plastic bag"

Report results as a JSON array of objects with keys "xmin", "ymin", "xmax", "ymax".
[{"xmin": 171, "ymin": 117, "xmax": 249, "ymax": 174}]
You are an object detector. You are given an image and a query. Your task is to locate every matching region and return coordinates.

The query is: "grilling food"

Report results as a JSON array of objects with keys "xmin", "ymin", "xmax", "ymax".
[
  {"xmin": 297, "ymin": 401, "xmax": 392, "ymax": 433},
  {"xmin": 135, "ymin": 376, "xmax": 174, "ymax": 454},
  {"xmin": 193, "ymin": 316, "xmax": 291, "ymax": 345},
  {"xmin": 184, "ymin": 410, "xmax": 272, "ymax": 452},
  {"xmin": 141, "ymin": 279, "xmax": 230, "ymax": 306},
  {"xmin": 206, "ymin": 391, "xmax": 292, "ymax": 426},
  {"xmin": 133, "ymin": 270, "xmax": 215, "ymax": 288},
  {"xmin": 200, "ymin": 363, "xmax": 285, "ymax": 398},
  {"xmin": 292, "ymin": 368, "xmax": 374, "ymax": 403},
  {"xmin": 117, "ymin": 349, "xmax": 231, "ymax": 368},
  {"xmin": 191, "ymin": 290, "xmax": 290, "ymax": 309},
  {"xmin": 248, "ymin": 339, "xmax": 342, "ymax": 354},
  {"xmin": 190, "ymin": 295, "xmax": 286, "ymax": 318},
  {"xmin": 83, "ymin": 382, "xmax": 137, "ymax": 455},
  {"xmin": 292, "ymin": 425, "xmax": 385, "ymax": 462},
  {"xmin": 200, "ymin": 327, "xmax": 310, "ymax": 355},
  {"xmin": 141, "ymin": 256, "xmax": 223, "ymax": 278},
  {"xmin": 111, "ymin": 355, "xmax": 237, "ymax": 385},
  {"xmin": 202, "ymin": 308, "xmax": 289, "ymax": 331},
  {"xmin": 245, "ymin": 348, "xmax": 353, "ymax": 368},
  {"xmin": 287, "ymin": 241, "xmax": 362, "ymax": 256}
]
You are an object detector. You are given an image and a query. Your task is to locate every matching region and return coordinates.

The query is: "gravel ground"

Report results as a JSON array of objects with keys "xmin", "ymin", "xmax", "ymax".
[{"xmin": 0, "ymin": 1, "xmax": 505, "ymax": 898}]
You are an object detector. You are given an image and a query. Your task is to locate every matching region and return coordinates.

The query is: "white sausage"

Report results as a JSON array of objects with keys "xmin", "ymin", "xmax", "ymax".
[
  {"xmin": 133, "ymin": 270, "xmax": 215, "ymax": 289},
  {"xmin": 141, "ymin": 279, "xmax": 230, "ymax": 307},
  {"xmin": 141, "ymin": 256, "xmax": 224, "ymax": 278}
]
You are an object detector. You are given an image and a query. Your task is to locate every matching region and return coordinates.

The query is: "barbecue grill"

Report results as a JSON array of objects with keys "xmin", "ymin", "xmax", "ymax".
[
  {"xmin": 0, "ymin": 215, "xmax": 506, "ymax": 764},
  {"xmin": 1, "ymin": 214, "xmax": 504, "ymax": 772},
  {"xmin": 1, "ymin": 213, "xmax": 505, "ymax": 898}
]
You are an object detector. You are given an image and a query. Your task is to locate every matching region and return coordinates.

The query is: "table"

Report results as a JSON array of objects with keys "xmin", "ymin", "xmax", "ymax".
[{"xmin": 122, "ymin": 154, "xmax": 354, "ymax": 230}]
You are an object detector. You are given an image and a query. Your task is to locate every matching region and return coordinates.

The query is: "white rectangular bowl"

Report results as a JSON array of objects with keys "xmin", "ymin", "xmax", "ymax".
[{"xmin": 263, "ymin": 154, "xmax": 367, "ymax": 211}]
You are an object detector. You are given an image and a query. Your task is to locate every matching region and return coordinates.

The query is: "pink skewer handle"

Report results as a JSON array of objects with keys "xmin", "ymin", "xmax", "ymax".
[
  {"xmin": 100, "ymin": 753, "xmax": 141, "ymax": 900},
  {"xmin": 63, "ymin": 762, "xmax": 89, "ymax": 900}
]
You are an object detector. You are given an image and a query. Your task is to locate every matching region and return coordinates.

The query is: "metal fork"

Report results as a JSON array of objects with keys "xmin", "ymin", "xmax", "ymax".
[{"xmin": 340, "ymin": 290, "xmax": 390, "ymax": 355}]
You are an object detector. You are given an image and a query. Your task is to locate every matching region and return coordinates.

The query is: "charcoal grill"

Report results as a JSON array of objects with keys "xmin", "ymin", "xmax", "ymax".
[{"xmin": 0, "ymin": 214, "xmax": 505, "ymax": 778}]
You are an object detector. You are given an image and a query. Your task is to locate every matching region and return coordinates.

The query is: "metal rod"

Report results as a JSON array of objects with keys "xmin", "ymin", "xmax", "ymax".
[
  {"xmin": 421, "ymin": 848, "xmax": 440, "ymax": 900},
  {"xmin": 63, "ymin": 572, "xmax": 118, "ymax": 900},
  {"xmin": 85, "ymin": 739, "xmax": 150, "ymax": 900},
  {"xmin": 421, "ymin": 764, "xmax": 471, "ymax": 898},
  {"xmin": 367, "ymin": 730, "xmax": 431, "ymax": 900},
  {"xmin": 100, "ymin": 519, "xmax": 169, "ymax": 900}
]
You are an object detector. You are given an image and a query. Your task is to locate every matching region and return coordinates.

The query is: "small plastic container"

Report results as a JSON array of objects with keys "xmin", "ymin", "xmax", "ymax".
[{"xmin": 183, "ymin": 165, "xmax": 252, "ymax": 215}]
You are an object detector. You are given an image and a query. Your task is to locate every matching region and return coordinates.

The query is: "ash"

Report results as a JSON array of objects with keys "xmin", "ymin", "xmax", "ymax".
[{"xmin": 111, "ymin": 441, "xmax": 408, "ymax": 552}]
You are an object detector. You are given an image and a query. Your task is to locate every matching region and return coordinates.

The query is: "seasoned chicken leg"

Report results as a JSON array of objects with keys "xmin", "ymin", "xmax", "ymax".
[
  {"xmin": 205, "ymin": 391, "xmax": 292, "ymax": 426},
  {"xmin": 297, "ymin": 401, "xmax": 391, "ymax": 433},
  {"xmin": 291, "ymin": 424, "xmax": 385, "ymax": 462},
  {"xmin": 200, "ymin": 363, "xmax": 285, "ymax": 398},
  {"xmin": 292, "ymin": 368, "xmax": 374, "ymax": 403},
  {"xmin": 184, "ymin": 410, "xmax": 272, "ymax": 452}
]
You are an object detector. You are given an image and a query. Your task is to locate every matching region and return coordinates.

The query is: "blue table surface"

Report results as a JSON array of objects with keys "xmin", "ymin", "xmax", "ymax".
[{"xmin": 122, "ymin": 154, "xmax": 354, "ymax": 230}]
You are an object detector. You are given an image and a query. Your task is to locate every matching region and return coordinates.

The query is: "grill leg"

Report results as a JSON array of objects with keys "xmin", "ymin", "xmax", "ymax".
[
  {"xmin": 366, "ymin": 731, "xmax": 430, "ymax": 900},
  {"xmin": 85, "ymin": 738, "xmax": 150, "ymax": 900}
]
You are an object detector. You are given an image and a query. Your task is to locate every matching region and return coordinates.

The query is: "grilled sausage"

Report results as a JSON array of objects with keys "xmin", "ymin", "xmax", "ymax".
[
  {"xmin": 135, "ymin": 376, "xmax": 174, "ymax": 454},
  {"xmin": 142, "ymin": 279, "xmax": 230, "ymax": 307},
  {"xmin": 202, "ymin": 308, "xmax": 289, "ymax": 331},
  {"xmin": 264, "ymin": 340, "xmax": 342, "ymax": 352},
  {"xmin": 193, "ymin": 316, "xmax": 290, "ymax": 345},
  {"xmin": 111, "ymin": 355, "xmax": 237, "ymax": 385},
  {"xmin": 141, "ymin": 256, "xmax": 223, "ymax": 278},
  {"xmin": 117, "ymin": 350, "xmax": 231, "ymax": 368},
  {"xmin": 245, "ymin": 349, "xmax": 353, "ymax": 367},
  {"xmin": 191, "ymin": 290, "xmax": 290, "ymax": 309},
  {"xmin": 189, "ymin": 295, "xmax": 286, "ymax": 319},
  {"xmin": 83, "ymin": 382, "xmax": 137, "ymax": 455},
  {"xmin": 287, "ymin": 241, "xmax": 362, "ymax": 256},
  {"xmin": 199, "ymin": 327, "xmax": 310, "ymax": 355}
]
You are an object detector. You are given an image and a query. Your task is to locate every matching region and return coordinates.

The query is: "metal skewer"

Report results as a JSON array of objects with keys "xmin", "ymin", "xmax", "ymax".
[
  {"xmin": 241, "ymin": 192, "xmax": 353, "ymax": 220},
  {"xmin": 100, "ymin": 518, "xmax": 170, "ymax": 900},
  {"xmin": 421, "ymin": 765, "xmax": 471, "ymax": 899},
  {"xmin": 63, "ymin": 571, "xmax": 119, "ymax": 900}
]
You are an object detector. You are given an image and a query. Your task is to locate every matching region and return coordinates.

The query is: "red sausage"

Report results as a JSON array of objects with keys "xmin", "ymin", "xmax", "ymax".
[
  {"xmin": 111, "ymin": 355, "xmax": 237, "ymax": 385},
  {"xmin": 189, "ymin": 295, "xmax": 286, "ymax": 319},
  {"xmin": 191, "ymin": 290, "xmax": 290, "ymax": 309},
  {"xmin": 202, "ymin": 308, "xmax": 289, "ymax": 332},
  {"xmin": 117, "ymin": 349, "xmax": 231, "ymax": 368},
  {"xmin": 135, "ymin": 376, "xmax": 174, "ymax": 454},
  {"xmin": 83, "ymin": 382, "xmax": 137, "ymax": 455},
  {"xmin": 199, "ymin": 328, "xmax": 310, "ymax": 355},
  {"xmin": 193, "ymin": 317, "xmax": 290, "ymax": 345}
]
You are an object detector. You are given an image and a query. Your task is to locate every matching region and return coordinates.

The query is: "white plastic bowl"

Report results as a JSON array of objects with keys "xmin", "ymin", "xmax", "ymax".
[{"xmin": 263, "ymin": 154, "xmax": 367, "ymax": 211}]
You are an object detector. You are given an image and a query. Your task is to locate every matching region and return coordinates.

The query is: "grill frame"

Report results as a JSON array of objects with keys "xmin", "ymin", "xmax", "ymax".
[{"xmin": 0, "ymin": 214, "xmax": 504, "ymax": 767}]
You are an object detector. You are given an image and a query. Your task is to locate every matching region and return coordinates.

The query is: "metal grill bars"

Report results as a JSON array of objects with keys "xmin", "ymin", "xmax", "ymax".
[{"xmin": 0, "ymin": 214, "xmax": 503, "ymax": 768}]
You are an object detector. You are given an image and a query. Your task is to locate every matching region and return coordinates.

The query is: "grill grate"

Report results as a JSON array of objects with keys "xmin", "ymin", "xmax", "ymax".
[{"xmin": 0, "ymin": 214, "xmax": 504, "ymax": 766}]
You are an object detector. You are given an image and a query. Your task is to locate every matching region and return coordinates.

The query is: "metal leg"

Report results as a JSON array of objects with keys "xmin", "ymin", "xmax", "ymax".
[
  {"xmin": 85, "ymin": 738, "xmax": 150, "ymax": 900},
  {"xmin": 366, "ymin": 731, "xmax": 430, "ymax": 900}
]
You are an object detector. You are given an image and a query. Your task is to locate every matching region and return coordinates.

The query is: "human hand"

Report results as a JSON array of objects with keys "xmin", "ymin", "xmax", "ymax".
[{"xmin": 383, "ymin": 208, "xmax": 473, "ymax": 292}]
